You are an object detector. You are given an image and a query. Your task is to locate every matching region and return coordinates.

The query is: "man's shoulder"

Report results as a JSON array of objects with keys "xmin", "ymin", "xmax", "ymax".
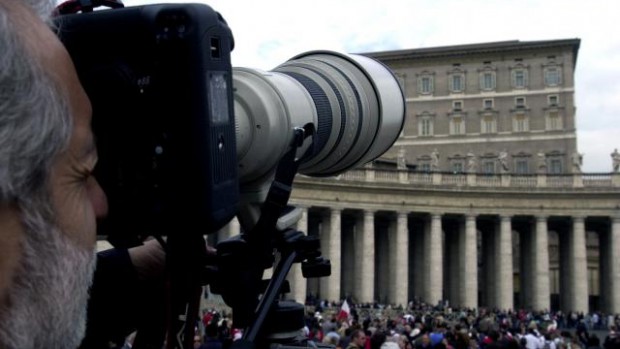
[{"xmin": 346, "ymin": 343, "xmax": 359, "ymax": 349}]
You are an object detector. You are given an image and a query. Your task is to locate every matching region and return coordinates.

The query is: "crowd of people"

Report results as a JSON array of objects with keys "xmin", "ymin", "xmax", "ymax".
[{"xmin": 192, "ymin": 300, "xmax": 620, "ymax": 349}]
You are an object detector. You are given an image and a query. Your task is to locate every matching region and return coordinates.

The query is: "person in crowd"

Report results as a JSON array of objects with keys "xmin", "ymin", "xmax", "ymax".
[
  {"xmin": 348, "ymin": 329, "xmax": 369, "ymax": 349},
  {"xmin": 587, "ymin": 335, "xmax": 603, "ymax": 349},
  {"xmin": 416, "ymin": 334, "xmax": 433, "ymax": 349},
  {"xmin": 430, "ymin": 322, "xmax": 447, "ymax": 347},
  {"xmin": 371, "ymin": 331, "xmax": 388, "ymax": 349},
  {"xmin": 604, "ymin": 325, "xmax": 619, "ymax": 349},
  {"xmin": 524, "ymin": 327, "xmax": 544, "ymax": 349}
]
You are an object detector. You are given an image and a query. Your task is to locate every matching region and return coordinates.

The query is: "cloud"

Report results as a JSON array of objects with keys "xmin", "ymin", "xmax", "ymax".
[{"xmin": 579, "ymin": 128, "xmax": 620, "ymax": 172}]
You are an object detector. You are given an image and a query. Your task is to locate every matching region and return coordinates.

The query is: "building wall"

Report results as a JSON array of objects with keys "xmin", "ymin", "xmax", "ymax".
[{"xmin": 366, "ymin": 40, "xmax": 580, "ymax": 174}]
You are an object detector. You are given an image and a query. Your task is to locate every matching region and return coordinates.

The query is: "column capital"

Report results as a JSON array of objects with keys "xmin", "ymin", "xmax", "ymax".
[
  {"xmin": 330, "ymin": 207, "xmax": 342, "ymax": 214},
  {"xmin": 499, "ymin": 215, "xmax": 513, "ymax": 222},
  {"xmin": 535, "ymin": 215, "xmax": 548, "ymax": 222},
  {"xmin": 572, "ymin": 215, "xmax": 586, "ymax": 223},
  {"xmin": 396, "ymin": 211, "xmax": 409, "ymax": 220},
  {"xmin": 463, "ymin": 214, "xmax": 477, "ymax": 225}
]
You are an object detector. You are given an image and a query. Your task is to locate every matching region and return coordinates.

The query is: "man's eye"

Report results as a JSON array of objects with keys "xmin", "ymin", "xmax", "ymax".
[{"xmin": 81, "ymin": 170, "xmax": 93, "ymax": 182}]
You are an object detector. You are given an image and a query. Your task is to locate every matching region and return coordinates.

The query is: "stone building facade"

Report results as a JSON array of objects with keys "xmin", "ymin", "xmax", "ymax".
[{"xmin": 366, "ymin": 39, "xmax": 581, "ymax": 175}]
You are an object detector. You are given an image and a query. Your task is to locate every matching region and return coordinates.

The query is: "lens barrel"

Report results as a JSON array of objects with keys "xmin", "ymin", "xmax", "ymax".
[{"xmin": 233, "ymin": 51, "xmax": 405, "ymax": 184}]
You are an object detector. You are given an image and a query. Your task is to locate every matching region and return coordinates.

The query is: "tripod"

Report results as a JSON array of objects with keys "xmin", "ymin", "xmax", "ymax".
[{"xmin": 210, "ymin": 126, "xmax": 333, "ymax": 349}]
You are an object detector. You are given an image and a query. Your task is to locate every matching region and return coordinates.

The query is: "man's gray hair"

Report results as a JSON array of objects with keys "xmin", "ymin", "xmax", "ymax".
[
  {"xmin": 0, "ymin": 0, "xmax": 73, "ymax": 215},
  {"xmin": 22, "ymin": 0, "xmax": 57, "ymax": 23}
]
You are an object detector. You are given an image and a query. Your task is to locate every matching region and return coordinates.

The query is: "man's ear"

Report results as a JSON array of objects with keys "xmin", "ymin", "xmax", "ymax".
[{"xmin": 0, "ymin": 203, "xmax": 24, "ymax": 303}]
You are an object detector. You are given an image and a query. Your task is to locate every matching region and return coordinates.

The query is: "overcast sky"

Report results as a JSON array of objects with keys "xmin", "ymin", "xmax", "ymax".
[{"xmin": 122, "ymin": 0, "xmax": 620, "ymax": 172}]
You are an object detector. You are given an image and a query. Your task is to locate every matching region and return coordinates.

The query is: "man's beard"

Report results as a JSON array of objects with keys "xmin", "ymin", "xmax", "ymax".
[{"xmin": 0, "ymin": 208, "xmax": 96, "ymax": 348}]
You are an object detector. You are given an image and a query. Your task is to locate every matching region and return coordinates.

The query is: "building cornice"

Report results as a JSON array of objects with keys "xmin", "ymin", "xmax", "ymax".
[{"xmin": 361, "ymin": 39, "xmax": 581, "ymax": 67}]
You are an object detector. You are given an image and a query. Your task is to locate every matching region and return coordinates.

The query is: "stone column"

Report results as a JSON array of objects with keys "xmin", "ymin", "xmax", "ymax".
[
  {"xmin": 569, "ymin": 216, "xmax": 589, "ymax": 313},
  {"xmin": 327, "ymin": 209, "xmax": 342, "ymax": 302},
  {"xmin": 559, "ymin": 228, "xmax": 571, "ymax": 311},
  {"xmin": 460, "ymin": 214, "xmax": 478, "ymax": 308},
  {"xmin": 288, "ymin": 207, "xmax": 308, "ymax": 303},
  {"xmin": 395, "ymin": 212, "xmax": 409, "ymax": 307},
  {"xmin": 532, "ymin": 216, "xmax": 550, "ymax": 310},
  {"xmin": 359, "ymin": 210, "xmax": 375, "ymax": 303},
  {"xmin": 495, "ymin": 215, "xmax": 513, "ymax": 310},
  {"xmin": 425, "ymin": 213, "xmax": 443, "ymax": 306},
  {"xmin": 609, "ymin": 218, "xmax": 620, "ymax": 313}
]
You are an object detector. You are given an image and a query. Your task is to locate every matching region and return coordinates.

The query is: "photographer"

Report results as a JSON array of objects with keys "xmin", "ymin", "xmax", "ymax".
[{"xmin": 0, "ymin": 0, "xmax": 168, "ymax": 347}]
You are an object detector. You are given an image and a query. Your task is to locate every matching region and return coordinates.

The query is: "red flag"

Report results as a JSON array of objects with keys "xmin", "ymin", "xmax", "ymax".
[{"xmin": 337, "ymin": 300, "xmax": 351, "ymax": 323}]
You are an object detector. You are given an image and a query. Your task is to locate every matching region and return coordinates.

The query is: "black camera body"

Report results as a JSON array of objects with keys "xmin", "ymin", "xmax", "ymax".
[{"xmin": 56, "ymin": 3, "xmax": 238, "ymax": 243}]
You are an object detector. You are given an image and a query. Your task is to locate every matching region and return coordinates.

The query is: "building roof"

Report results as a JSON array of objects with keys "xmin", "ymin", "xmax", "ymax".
[{"xmin": 361, "ymin": 38, "xmax": 581, "ymax": 67}]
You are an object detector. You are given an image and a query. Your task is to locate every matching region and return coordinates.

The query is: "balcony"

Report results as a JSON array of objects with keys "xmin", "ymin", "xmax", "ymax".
[{"xmin": 310, "ymin": 168, "xmax": 620, "ymax": 190}]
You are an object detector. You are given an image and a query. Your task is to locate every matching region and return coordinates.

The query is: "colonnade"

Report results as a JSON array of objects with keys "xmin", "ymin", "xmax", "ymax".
[{"xmin": 240, "ymin": 207, "xmax": 620, "ymax": 314}]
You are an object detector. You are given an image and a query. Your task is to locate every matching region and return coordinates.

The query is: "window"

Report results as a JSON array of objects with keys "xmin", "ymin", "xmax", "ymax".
[
  {"xmin": 511, "ymin": 65, "xmax": 529, "ymax": 89},
  {"xmin": 451, "ymin": 74, "xmax": 463, "ymax": 92},
  {"xmin": 545, "ymin": 66, "xmax": 562, "ymax": 86},
  {"xmin": 549, "ymin": 159, "xmax": 562, "ymax": 174},
  {"xmin": 420, "ymin": 163, "xmax": 431, "ymax": 172},
  {"xmin": 515, "ymin": 159, "xmax": 529, "ymax": 174},
  {"xmin": 480, "ymin": 72, "xmax": 496, "ymax": 91},
  {"xmin": 483, "ymin": 99, "xmax": 494, "ymax": 109},
  {"xmin": 453, "ymin": 100, "xmax": 463, "ymax": 111},
  {"xmin": 419, "ymin": 117, "xmax": 433, "ymax": 136},
  {"xmin": 546, "ymin": 111, "xmax": 563, "ymax": 130},
  {"xmin": 513, "ymin": 114, "xmax": 529, "ymax": 132},
  {"xmin": 450, "ymin": 116, "xmax": 465, "ymax": 135},
  {"xmin": 421, "ymin": 77, "xmax": 432, "ymax": 93},
  {"xmin": 452, "ymin": 161, "xmax": 464, "ymax": 173},
  {"xmin": 417, "ymin": 73, "xmax": 434, "ymax": 95},
  {"xmin": 548, "ymin": 95, "xmax": 559, "ymax": 106},
  {"xmin": 482, "ymin": 161, "xmax": 495, "ymax": 174},
  {"xmin": 515, "ymin": 97, "xmax": 526, "ymax": 108},
  {"xmin": 515, "ymin": 71, "xmax": 524, "ymax": 87},
  {"xmin": 481, "ymin": 115, "xmax": 497, "ymax": 134},
  {"xmin": 449, "ymin": 67, "xmax": 465, "ymax": 93}
]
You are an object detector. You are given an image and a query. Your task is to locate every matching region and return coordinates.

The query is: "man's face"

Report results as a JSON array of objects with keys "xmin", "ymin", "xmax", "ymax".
[
  {"xmin": 0, "ymin": 1, "xmax": 107, "ymax": 347},
  {"xmin": 354, "ymin": 333, "xmax": 367, "ymax": 347},
  {"xmin": 43, "ymin": 14, "xmax": 107, "ymax": 250}
]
